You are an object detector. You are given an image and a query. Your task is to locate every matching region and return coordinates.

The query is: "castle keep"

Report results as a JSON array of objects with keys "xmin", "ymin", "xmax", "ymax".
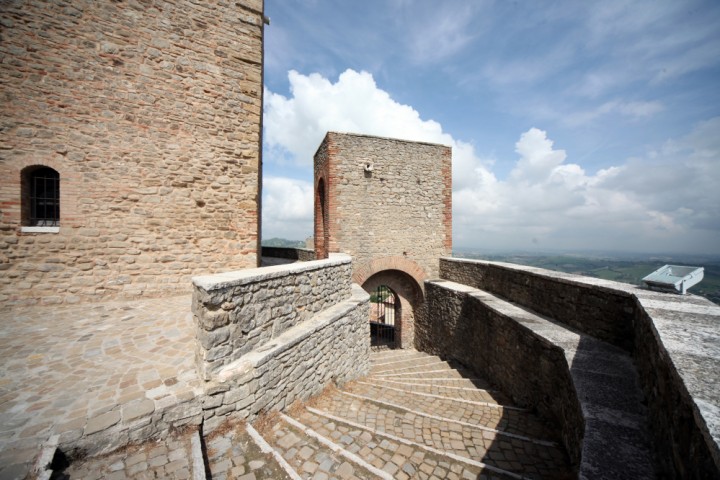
[
  {"xmin": 1, "ymin": 1, "xmax": 719, "ymax": 479},
  {"xmin": 0, "ymin": 0, "xmax": 264, "ymax": 306}
]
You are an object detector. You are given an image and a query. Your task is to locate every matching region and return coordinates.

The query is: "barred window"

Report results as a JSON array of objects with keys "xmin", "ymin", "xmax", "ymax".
[{"xmin": 24, "ymin": 167, "xmax": 60, "ymax": 226}]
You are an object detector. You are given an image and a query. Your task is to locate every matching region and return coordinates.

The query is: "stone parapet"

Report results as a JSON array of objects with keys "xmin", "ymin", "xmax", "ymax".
[
  {"xmin": 202, "ymin": 283, "xmax": 370, "ymax": 431},
  {"xmin": 261, "ymin": 246, "xmax": 316, "ymax": 262},
  {"xmin": 436, "ymin": 257, "xmax": 720, "ymax": 478},
  {"xmin": 192, "ymin": 254, "xmax": 353, "ymax": 381},
  {"xmin": 440, "ymin": 257, "xmax": 637, "ymax": 350},
  {"xmin": 418, "ymin": 280, "xmax": 586, "ymax": 469}
]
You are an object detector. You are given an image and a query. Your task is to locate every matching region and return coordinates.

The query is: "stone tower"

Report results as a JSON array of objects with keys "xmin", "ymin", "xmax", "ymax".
[
  {"xmin": 314, "ymin": 132, "xmax": 452, "ymax": 347},
  {"xmin": 0, "ymin": 0, "xmax": 265, "ymax": 305}
]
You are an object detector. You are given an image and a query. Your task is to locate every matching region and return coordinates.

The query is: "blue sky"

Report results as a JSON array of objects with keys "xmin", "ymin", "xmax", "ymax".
[{"xmin": 261, "ymin": 0, "xmax": 720, "ymax": 255}]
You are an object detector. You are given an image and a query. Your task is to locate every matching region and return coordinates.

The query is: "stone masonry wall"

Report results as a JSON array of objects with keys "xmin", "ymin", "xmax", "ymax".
[
  {"xmin": 0, "ymin": 0, "xmax": 264, "ymax": 305},
  {"xmin": 261, "ymin": 246, "xmax": 315, "ymax": 262},
  {"xmin": 314, "ymin": 132, "xmax": 452, "ymax": 281},
  {"xmin": 192, "ymin": 254, "xmax": 352, "ymax": 381},
  {"xmin": 203, "ymin": 283, "xmax": 370, "ymax": 432},
  {"xmin": 438, "ymin": 257, "xmax": 720, "ymax": 478},
  {"xmin": 440, "ymin": 257, "xmax": 636, "ymax": 350}
]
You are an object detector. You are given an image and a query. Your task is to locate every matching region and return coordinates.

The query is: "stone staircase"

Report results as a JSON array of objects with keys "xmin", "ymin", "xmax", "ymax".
[{"xmin": 216, "ymin": 349, "xmax": 571, "ymax": 480}]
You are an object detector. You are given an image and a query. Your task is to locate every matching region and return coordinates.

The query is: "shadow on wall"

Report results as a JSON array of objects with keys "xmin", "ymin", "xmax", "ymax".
[{"xmin": 444, "ymin": 298, "xmax": 577, "ymax": 479}]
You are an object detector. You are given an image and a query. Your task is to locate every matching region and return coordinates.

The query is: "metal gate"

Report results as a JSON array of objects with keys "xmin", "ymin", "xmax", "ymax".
[{"xmin": 370, "ymin": 285, "xmax": 396, "ymax": 348}]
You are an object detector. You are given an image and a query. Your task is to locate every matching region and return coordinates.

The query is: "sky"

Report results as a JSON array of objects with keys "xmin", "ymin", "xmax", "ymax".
[{"xmin": 261, "ymin": 0, "xmax": 720, "ymax": 255}]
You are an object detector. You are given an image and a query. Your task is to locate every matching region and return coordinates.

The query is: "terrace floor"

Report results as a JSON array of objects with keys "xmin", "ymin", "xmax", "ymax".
[{"xmin": 0, "ymin": 295, "xmax": 200, "ymax": 479}]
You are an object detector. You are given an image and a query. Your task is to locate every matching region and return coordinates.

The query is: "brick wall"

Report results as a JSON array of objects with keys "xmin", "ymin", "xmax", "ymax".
[
  {"xmin": 0, "ymin": 0, "xmax": 264, "ymax": 305},
  {"xmin": 313, "ymin": 132, "xmax": 452, "ymax": 281}
]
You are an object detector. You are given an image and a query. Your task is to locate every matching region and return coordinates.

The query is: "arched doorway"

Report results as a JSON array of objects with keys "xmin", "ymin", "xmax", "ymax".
[
  {"xmin": 362, "ymin": 269, "xmax": 424, "ymax": 349},
  {"xmin": 369, "ymin": 285, "xmax": 399, "ymax": 348}
]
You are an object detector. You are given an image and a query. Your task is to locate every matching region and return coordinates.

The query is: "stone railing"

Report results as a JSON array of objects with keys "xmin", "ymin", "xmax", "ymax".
[
  {"xmin": 261, "ymin": 246, "xmax": 316, "ymax": 262},
  {"xmin": 434, "ymin": 257, "xmax": 720, "ymax": 478},
  {"xmin": 192, "ymin": 254, "xmax": 352, "ymax": 381},
  {"xmin": 201, "ymin": 283, "xmax": 369, "ymax": 430},
  {"xmin": 440, "ymin": 257, "xmax": 636, "ymax": 350}
]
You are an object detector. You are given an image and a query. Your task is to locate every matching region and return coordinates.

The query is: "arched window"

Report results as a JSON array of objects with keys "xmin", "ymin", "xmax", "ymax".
[{"xmin": 22, "ymin": 166, "xmax": 60, "ymax": 227}]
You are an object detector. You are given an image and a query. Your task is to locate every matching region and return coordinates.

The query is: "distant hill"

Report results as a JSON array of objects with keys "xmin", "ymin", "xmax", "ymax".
[
  {"xmin": 453, "ymin": 250, "xmax": 720, "ymax": 305},
  {"xmin": 262, "ymin": 237, "xmax": 306, "ymax": 248}
]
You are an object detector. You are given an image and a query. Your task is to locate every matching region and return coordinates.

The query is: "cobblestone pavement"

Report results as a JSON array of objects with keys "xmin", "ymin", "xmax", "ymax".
[
  {"xmin": 0, "ymin": 295, "xmax": 200, "ymax": 479},
  {"xmin": 250, "ymin": 349, "xmax": 573, "ymax": 480}
]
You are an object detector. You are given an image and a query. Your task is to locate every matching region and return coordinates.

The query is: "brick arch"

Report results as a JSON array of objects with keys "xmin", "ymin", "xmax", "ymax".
[{"xmin": 353, "ymin": 256, "xmax": 427, "ymax": 295}]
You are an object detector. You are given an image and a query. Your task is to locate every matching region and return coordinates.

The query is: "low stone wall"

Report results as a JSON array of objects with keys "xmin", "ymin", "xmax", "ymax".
[
  {"xmin": 440, "ymin": 257, "xmax": 636, "ymax": 350},
  {"xmin": 418, "ymin": 280, "xmax": 585, "ymax": 466},
  {"xmin": 435, "ymin": 257, "xmax": 720, "ymax": 478},
  {"xmin": 202, "ymin": 284, "xmax": 370, "ymax": 432},
  {"xmin": 261, "ymin": 246, "xmax": 316, "ymax": 262},
  {"xmin": 192, "ymin": 254, "xmax": 352, "ymax": 380}
]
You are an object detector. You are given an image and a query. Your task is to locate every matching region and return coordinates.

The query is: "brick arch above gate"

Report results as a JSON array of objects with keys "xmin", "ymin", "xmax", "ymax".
[{"xmin": 353, "ymin": 256, "xmax": 427, "ymax": 295}]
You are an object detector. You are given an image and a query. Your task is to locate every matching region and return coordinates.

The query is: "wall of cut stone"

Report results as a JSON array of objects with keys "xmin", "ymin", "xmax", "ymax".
[
  {"xmin": 0, "ymin": 0, "xmax": 264, "ymax": 305},
  {"xmin": 192, "ymin": 254, "xmax": 353, "ymax": 381},
  {"xmin": 314, "ymin": 132, "xmax": 452, "ymax": 282}
]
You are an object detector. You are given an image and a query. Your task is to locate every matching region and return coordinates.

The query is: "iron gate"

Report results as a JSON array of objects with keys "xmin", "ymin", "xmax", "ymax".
[{"xmin": 370, "ymin": 285, "xmax": 396, "ymax": 348}]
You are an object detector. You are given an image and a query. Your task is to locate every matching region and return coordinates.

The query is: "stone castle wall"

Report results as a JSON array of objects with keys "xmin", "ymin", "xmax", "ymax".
[
  {"xmin": 0, "ymin": 0, "xmax": 264, "ymax": 306},
  {"xmin": 313, "ymin": 132, "xmax": 452, "ymax": 282}
]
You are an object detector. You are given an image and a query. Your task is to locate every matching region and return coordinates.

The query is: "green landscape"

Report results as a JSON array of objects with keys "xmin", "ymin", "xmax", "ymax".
[{"xmin": 454, "ymin": 250, "xmax": 720, "ymax": 305}]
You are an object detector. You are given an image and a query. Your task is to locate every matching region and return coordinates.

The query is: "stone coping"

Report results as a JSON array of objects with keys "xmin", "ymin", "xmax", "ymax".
[
  {"xmin": 192, "ymin": 253, "xmax": 351, "ymax": 291},
  {"xmin": 442, "ymin": 256, "xmax": 720, "ymax": 474},
  {"xmin": 216, "ymin": 284, "xmax": 370, "ymax": 383}
]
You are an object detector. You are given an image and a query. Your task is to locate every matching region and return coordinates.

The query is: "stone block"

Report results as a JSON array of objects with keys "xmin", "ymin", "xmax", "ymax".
[{"xmin": 85, "ymin": 410, "xmax": 121, "ymax": 435}]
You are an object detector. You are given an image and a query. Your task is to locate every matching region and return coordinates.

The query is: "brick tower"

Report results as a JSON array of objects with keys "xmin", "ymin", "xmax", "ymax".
[{"xmin": 313, "ymin": 132, "xmax": 452, "ymax": 347}]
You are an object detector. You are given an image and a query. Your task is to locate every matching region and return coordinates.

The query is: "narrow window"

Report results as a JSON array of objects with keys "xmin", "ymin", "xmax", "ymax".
[{"xmin": 24, "ymin": 167, "xmax": 60, "ymax": 226}]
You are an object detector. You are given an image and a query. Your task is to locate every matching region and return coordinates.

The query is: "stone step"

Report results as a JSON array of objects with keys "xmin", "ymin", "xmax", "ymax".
[
  {"xmin": 63, "ymin": 427, "xmax": 200, "ymax": 480},
  {"xmin": 204, "ymin": 419, "xmax": 295, "ymax": 480},
  {"xmin": 368, "ymin": 365, "xmax": 478, "ymax": 380},
  {"xmin": 362, "ymin": 377, "xmax": 502, "ymax": 403},
  {"xmin": 251, "ymin": 412, "xmax": 380, "ymax": 479},
  {"xmin": 369, "ymin": 351, "xmax": 436, "ymax": 370},
  {"xmin": 314, "ymin": 388, "xmax": 569, "ymax": 477},
  {"xmin": 369, "ymin": 349, "xmax": 428, "ymax": 364},
  {"xmin": 290, "ymin": 406, "xmax": 516, "ymax": 480}
]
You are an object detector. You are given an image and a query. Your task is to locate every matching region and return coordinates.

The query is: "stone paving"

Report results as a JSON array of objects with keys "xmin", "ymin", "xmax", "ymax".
[{"xmin": 0, "ymin": 295, "xmax": 200, "ymax": 479}]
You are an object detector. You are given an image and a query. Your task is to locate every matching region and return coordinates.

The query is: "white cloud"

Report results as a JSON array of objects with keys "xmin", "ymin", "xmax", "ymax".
[
  {"xmin": 262, "ymin": 177, "xmax": 314, "ymax": 240},
  {"xmin": 264, "ymin": 69, "xmax": 720, "ymax": 253},
  {"xmin": 264, "ymin": 69, "xmax": 490, "ymax": 192}
]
